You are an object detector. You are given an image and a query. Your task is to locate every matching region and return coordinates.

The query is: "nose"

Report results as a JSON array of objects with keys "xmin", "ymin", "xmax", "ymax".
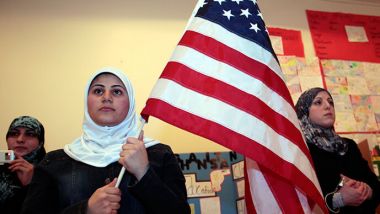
[
  {"xmin": 323, "ymin": 101, "xmax": 332, "ymax": 109},
  {"xmin": 16, "ymin": 134, "xmax": 25, "ymax": 143},
  {"xmin": 102, "ymin": 90, "xmax": 113, "ymax": 103}
]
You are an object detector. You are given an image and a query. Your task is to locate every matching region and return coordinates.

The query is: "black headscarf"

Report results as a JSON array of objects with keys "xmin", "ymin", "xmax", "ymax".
[
  {"xmin": 1, "ymin": 116, "xmax": 46, "ymax": 204},
  {"xmin": 295, "ymin": 88, "xmax": 347, "ymax": 155}
]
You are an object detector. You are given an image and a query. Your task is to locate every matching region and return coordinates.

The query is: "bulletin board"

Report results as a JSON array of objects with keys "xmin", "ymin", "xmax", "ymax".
[
  {"xmin": 306, "ymin": 10, "xmax": 380, "ymax": 63},
  {"xmin": 268, "ymin": 27, "xmax": 324, "ymax": 104},
  {"xmin": 175, "ymin": 152, "xmax": 245, "ymax": 214},
  {"xmin": 269, "ymin": 21, "xmax": 380, "ymax": 151},
  {"xmin": 306, "ymin": 10, "xmax": 380, "ymax": 136}
]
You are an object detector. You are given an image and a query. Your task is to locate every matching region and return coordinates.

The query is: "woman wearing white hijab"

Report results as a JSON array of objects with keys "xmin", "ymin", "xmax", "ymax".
[{"xmin": 22, "ymin": 68, "xmax": 190, "ymax": 214}]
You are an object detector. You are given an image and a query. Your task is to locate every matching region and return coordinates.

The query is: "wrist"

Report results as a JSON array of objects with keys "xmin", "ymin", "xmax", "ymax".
[
  {"xmin": 333, "ymin": 192, "xmax": 345, "ymax": 208},
  {"xmin": 135, "ymin": 164, "xmax": 149, "ymax": 181}
]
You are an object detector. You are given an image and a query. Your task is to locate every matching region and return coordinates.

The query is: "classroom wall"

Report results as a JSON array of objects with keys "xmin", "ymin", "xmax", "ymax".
[{"xmin": 1, "ymin": 0, "xmax": 379, "ymax": 153}]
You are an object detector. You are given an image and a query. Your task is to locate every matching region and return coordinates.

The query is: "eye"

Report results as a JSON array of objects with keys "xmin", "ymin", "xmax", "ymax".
[
  {"xmin": 93, "ymin": 88, "xmax": 104, "ymax": 95},
  {"xmin": 312, "ymin": 100, "xmax": 322, "ymax": 106},
  {"xmin": 25, "ymin": 132, "xmax": 38, "ymax": 138},
  {"xmin": 328, "ymin": 100, "xmax": 334, "ymax": 107},
  {"xmin": 7, "ymin": 131, "xmax": 20, "ymax": 137},
  {"xmin": 113, "ymin": 89, "xmax": 123, "ymax": 96}
]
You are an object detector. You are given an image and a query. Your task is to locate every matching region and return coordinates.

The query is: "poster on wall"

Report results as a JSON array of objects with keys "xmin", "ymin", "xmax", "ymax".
[
  {"xmin": 267, "ymin": 27, "xmax": 323, "ymax": 103},
  {"xmin": 268, "ymin": 27, "xmax": 305, "ymax": 57},
  {"xmin": 306, "ymin": 10, "xmax": 380, "ymax": 63},
  {"xmin": 175, "ymin": 152, "xmax": 245, "ymax": 214},
  {"xmin": 321, "ymin": 59, "xmax": 380, "ymax": 133}
]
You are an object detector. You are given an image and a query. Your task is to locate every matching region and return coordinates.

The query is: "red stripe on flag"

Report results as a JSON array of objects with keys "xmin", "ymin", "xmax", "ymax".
[
  {"xmin": 161, "ymin": 62, "xmax": 312, "ymax": 162},
  {"xmin": 244, "ymin": 160, "xmax": 257, "ymax": 214},
  {"xmin": 179, "ymin": 31, "xmax": 293, "ymax": 105},
  {"xmin": 141, "ymin": 99, "xmax": 325, "ymax": 208},
  {"xmin": 261, "ymin": 166, "xmax": 305, "ymax": 213}
]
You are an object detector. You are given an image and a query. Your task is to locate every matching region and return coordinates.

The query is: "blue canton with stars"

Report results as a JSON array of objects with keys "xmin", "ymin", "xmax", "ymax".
[{"xmin": 196, "ymin": 0, "xmax": 276, "ymax": 57}]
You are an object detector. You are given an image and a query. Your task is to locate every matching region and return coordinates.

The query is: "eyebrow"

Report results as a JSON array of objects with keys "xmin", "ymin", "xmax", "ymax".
[{"xmin": 90, "ymin": 84, "xmax": 126, "ymax": 89}]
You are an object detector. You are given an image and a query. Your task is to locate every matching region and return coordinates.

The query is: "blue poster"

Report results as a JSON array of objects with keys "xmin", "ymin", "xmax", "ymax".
[{"xmin": 175, "ymin": 152, "xmax": 246, "ymax": 214}]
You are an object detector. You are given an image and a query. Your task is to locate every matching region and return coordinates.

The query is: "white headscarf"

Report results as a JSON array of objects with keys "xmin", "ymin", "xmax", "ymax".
[{"xmin": 64, "ymin": 67, "xmax": 159, "ymax": 167}]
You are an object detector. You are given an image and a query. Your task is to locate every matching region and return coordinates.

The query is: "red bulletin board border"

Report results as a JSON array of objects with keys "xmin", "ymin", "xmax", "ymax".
[
  {"xmin": 268, "ymin": 27, "xmax": 305, "ymax": 57},
  {"xmin": 306, "ymin": 10, "xmax": 380, "ymax": 63}
]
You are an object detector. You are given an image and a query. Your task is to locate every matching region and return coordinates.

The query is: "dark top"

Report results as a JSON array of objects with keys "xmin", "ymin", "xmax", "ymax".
[
  {"xmin": 21, "ymin": 144, "xmax": 190, "ymax": 214},
  {"xmin": 308, "ymin": 138, "xmax": 380, "ymax": 213},
  {"xmin": 0, "ymin": 164, "xmax": 28, "ymax": 214}
]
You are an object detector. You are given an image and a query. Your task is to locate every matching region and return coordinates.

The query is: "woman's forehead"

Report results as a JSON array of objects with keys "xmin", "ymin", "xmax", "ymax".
[
  {"xmin": 314, "ymin": 91, "xmax": 332, "ymax": 99},
  {"xmin": 90, "ymin": 73, "xmax": 125, "ymax": 86}
]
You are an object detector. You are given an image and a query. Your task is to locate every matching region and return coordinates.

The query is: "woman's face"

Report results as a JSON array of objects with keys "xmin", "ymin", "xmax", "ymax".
[
  {"xmin": 308, "ymin": 91, "xmax": 335, "ymax": 128},
  {"xmin": 87, "ymin": 73, "xmax": 130, "ymax": 127},
  {"xmin": 7, "ymin": 127, "xmax": 40, "ymax": 157}
]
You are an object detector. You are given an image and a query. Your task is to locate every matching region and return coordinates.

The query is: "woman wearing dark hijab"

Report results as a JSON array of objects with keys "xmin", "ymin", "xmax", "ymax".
[
  {"xmin": 0, "ymin": 116, "xmax": 46, "ymax": 214},
  {"xmin": 295, "ymin": 87, "xmax": 380, "ymax": 213}
]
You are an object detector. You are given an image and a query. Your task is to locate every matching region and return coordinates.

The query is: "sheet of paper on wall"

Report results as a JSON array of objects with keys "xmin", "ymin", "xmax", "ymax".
[
  {"xmin": 332, "ymin": 94, "xmax": 354, "ymax": 112},
  {"xmin": 364, "ymin": 63, "xmax": 380, "ymax": 94},
  {"xmin": 321, "ymin": 60, "xmax": 364, "ymax": 77},
  {"xmin": 299, "ymin": 75, "xmax": 324, "ymax": 92},
  {"xmin": 236, "ymin": 179, "xmax": 245, "ymax": 198},
  {"xmin": 345, "ymin": 25, "xmax": 369, "ymax": 43},
  {"xmin": 236, "ymin": 199, "xmax": 246, "ymax": 214},
  {"xmin": 347, "ymin": 76, "xmax": 371, "ymax": 95},
  {"xmin": 370, "ymin": 96, "xmax": 380, "ymax": 127},
  {"xmin": 185, "ymin": 174, "xmax": 215, "ymax": 198},
  {"xmin": 325, "ymin": 76, "xmax": 349, "ymax": 95},
  {"xmin": 283, "ymin": 74, "xmax": 302, "ymax": 103},
  {"xmin": 210, "ymin": 169, "xmax": 231, "ymax": 192},
  {"xmin": 335, "ymin": 111, "xmax": 358, "ymax": 132},
  {"xmin": 351, "ymin": 95, "xmax": 378, "ymax": 131},
  {"xmin": 332, "ymin": 94, "xmax": 357, "ymax": 132},
  {"xmin": 278, "ymin": 56, "xmax": 302, "ymax": 75},
  {"xmin": 200, "ymin": 197, "xmax": 221, "ymax": 214},
  {"xmin": 297, "ymin": 57, "xmax": 321, "ymax": 76},
  {"xmin": 269, "ymin": 35, "xmax": 284, "ymax": 55},
  {"xmin": 283, "ymin": 74, "xmax": 301, "ymax": 92}
]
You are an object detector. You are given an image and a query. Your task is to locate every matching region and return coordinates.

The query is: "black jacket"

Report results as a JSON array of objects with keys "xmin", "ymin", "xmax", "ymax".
[
  {"xmin": 309, "ymin": 138, "xmax": 380, "ymax": 213},
  {"xmin": 21, "ymin": 144, "xmax": 190, "ymax": 214}
]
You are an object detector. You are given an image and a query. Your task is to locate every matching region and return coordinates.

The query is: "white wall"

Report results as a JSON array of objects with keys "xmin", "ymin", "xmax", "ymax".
[{"xmin": 1, "ymin": 0, "xmax": 379, "ymax": 153}]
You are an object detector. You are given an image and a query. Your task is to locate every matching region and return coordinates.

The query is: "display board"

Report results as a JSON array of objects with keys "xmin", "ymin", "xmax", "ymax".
[
  {"xmin": 268, "ymin": 12, "xmax": 380, "ymax": 150},
  {"xmin": 306, "ymin": 10, "xmax": 380, "ymax": 63},
  {"xmin": 175, "ymin": 152, "xmax": 245, "ymax": 214}
]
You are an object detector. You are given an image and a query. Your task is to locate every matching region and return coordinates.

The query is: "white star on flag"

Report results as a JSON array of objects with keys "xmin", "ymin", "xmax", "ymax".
[
  {"xmin": 231, "ymin": 0, "xmax": 244, "ymax": 4},
  {"xmin": 223, "ymin": 10, "xmax": 234, "ymax": 20},
  {"xmin": 214, "ymin": 0, "xmax": 225, "ymax": 5},
  {"xmin": 257, "ymin": 11, "xmax": 263, "ymax": 20},
  {"xmin": 240, "ymin": 8, "xmax": 252, "ymax": 18},
  {"xmin": 249, "ymin": 23, "xmax": 260, "ymax": 32}
]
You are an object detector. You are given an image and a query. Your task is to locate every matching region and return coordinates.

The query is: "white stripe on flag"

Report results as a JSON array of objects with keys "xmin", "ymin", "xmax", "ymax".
[
  {"xmin": 150, "ymin": 78, "xmax": 318, "ymax": 183},
  {"xmin": 296, "ymin": 188, "xmax": 312, "ymax": 214},
  {"xmin": 246, "ymin": 159, "xmax": 281, "ymax": 213},
  {"xmin": 247, "ymin": 159, "xmax": 314, "ymax": 214},
  {"xmin": 171, "ymin": 45, "xmax": 300, "ymax": 128},
  {"xmin": 187, "ymin": 17, "xmax": 283, "ymax": 79}
]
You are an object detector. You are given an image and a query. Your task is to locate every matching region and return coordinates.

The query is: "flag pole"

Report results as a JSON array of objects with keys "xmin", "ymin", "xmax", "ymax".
[{"xmin": 115, "ymin": 117, "xmax": 146, "ymax": 188}]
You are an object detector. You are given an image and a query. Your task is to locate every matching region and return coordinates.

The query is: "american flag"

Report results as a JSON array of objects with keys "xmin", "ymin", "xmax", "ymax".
[{"xmin": 141, "ymin": 0, "xmax": 327, "ymax": 213}]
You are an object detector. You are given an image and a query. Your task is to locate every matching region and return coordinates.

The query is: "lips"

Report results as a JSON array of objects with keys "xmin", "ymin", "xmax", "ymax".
[
  {"xmin": 99, "ymin": 107, "xmax": 115, "ymax": 112},
  {"xmin": 13, "ymin": 146, "xmax": 27, "ymax": 152}
]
